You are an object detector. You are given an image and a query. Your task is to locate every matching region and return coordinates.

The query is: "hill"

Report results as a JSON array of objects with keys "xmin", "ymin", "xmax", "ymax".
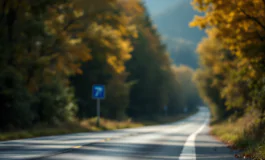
[
  {"xmin": 143, "ymin": 0, "xmax": 206, "ymax": 68},
  {"xmin": 153, "ymin": 1, "xmax": 205, "ymax": 44}
]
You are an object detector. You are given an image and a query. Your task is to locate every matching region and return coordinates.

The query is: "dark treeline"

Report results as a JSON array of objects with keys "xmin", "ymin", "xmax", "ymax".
[{"xmin": 0, "ymin": 0, "xmax": 201, "ymax": 131}]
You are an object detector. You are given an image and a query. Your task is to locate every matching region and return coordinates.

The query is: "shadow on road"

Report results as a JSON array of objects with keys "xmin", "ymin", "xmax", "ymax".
[{"xmin": 42, "ymin": 140, "xmax": 238, "ymax": 160}]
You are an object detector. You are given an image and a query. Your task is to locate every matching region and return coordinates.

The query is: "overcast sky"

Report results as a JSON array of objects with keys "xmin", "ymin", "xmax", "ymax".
[{"xmin": 142, "ymin": 0, "xmax": 184, "ymax": 16}]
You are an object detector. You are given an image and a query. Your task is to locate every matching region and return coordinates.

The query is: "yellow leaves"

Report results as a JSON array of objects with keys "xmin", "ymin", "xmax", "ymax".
[
  {"xmin": 127, "ymin": 25, "xmax": 138, "ymax": 38},
  {"xmin": 191, "ymin": 0, "xmax": 210, "ymax": 12},
  {"xmin": 117, "ymin": 24, "xmax": 128, "ymax": 35},
  {"xmin": 40, "ymin": 0, "xmax": 137, "ymax": 77},
  {"xmin": 229, "ymin": 11, "xmax": 235, "ymax": 17},
  {"xmin": 236, "ymin": 58, "xmax": 259, "ymax": 79},
  {"xmin": 87, "ymin": 21, "xmax": 133, "ymax": 73},
  {"xmin": 189, "ymin": 15, "xmax": 207, "ymax": 29},
  {"xmin": 237, "ymin": 1, "xmax": 244, "ymax": 7},
  {"xmin": 235, "ymin": 28, "xmax": 241, "ymax": 34},
  {"xmin": 68, "ymin": 38, "xmax": 82, "ymax": 45},
  {"xmin": 119, "ymin": 39, "xmax": 133, "ymax": 55},
  {"xmin": 193, "ymin": 0, "xmax": 265, "ymax": 116},
  {"xmin": 212, "ymin": 63, "xmax": 223, "ymax": 75},
  {"xmin": 103, "ymin": 32, "xmax": 132, "ymax": 73},
  {"xmin": 241, "ymin": 21, "xmax": 251, "ymax": 32},
  {"xmin": 225, "ymin": 23, "xmax": 231, "ymax": 29},
  {"xmin": 107, "ymin": 55, "xmax": 125, "ymax": 74},
  {"xmin": 118, "ymin": 0, "xmax": 144, "ymax": 16},
  {"xmin": 196, "ymin": 29, "xmax": 224, "ymax": 63},
  {"xmin": 227, "ymin": 11, "xmax": 236, "ymax": 23},
  {"xmin": 57, "ymin": 15, "xmax": 65, "ymax": 23},
  {"xmin": 41, "ymin": 3, "xmax": 97, "ymax": 76},
  {"xmin": 73, "ymin": 10, "xmax": 84, "ymax": 18},
  {"xmin": 191, "ymin": 0, "xmax": 265, "ymax": 59},
  {"xmin": 53, "ymin": 46, "xmax": 91, "ymax": 76},
  {"xmin": 107, "ymin": 55, "xmax": 117, "ymax": 66},
  {"xmin": 234, "ymin": 50, "xmax": 243, "ymax": 57}
]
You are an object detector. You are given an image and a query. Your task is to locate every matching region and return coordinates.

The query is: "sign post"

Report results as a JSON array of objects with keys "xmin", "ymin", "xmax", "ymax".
[
  {"xmin": 96, "ymin": 99, "xmax": 100, "ymax": 126},
  {"xmin": 92, "ymin": 84, "xmax": 105, "ymax": 127}
]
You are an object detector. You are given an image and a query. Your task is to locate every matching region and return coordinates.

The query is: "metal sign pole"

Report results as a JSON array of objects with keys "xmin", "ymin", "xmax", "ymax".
[
  {"xmin": 92, "ymin": 84, "xmax": 105, "ymax": 127},
  {"xmin": 97, "ymin": 99, "xmax": 100, "ymax": 127}
]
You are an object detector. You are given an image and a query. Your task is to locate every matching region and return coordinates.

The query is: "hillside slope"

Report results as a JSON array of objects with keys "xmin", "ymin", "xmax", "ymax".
[
  {"xmin": 153, "ymin": 1, "xmax": 205, "ymax": 44},
  {"xmin": 143, "ymin": 0, "xmax": 206, "ymax": 68}
]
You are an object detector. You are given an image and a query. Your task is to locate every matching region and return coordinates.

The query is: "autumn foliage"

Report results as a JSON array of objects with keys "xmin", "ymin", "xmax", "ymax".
[
  {"xmin": 0, "ymin": 0, "xmax": 201, "ymax": 130},
  {"xmin": 190, "ymin": 0, "xmax": 265, "ymax": 158}
]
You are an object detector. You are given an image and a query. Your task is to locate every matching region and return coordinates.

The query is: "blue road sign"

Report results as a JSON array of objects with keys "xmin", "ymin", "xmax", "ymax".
[{"xmin": 92, "ymin": 84, "xmax": 105, "ymax": 99}]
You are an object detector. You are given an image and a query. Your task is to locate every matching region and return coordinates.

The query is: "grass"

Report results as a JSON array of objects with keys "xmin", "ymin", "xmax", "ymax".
[
  {"xmin": 210, "ymin": 113, "xmax": 265, "ymax": 160},
  {"xmin": 0, "ymin": 112, "xmax": 196, "ymax": 141},
  {"xmin": 0, "ymin": 118, "xmax": 142, "ymax": 141}
]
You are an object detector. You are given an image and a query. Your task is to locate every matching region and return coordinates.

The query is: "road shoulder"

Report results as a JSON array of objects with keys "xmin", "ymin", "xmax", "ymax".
[{"xmin": 195, "ymin": 125, "xmax": 240, "ymax": 160}]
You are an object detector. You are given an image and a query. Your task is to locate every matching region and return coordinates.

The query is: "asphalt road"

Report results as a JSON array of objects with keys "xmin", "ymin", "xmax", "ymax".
[{"xmin": 0, "ymin": 107, "xmax": 240, "ymax": 160}]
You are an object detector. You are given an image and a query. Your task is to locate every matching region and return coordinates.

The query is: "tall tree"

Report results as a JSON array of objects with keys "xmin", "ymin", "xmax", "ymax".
[
  {"xmin": 70, "ymin": 0, "xmax": 137, "ymax": 119},
  {"xmin": 191, "ymin": 0, "xmax": 265, "ymax": 122},
  {"xmin": 0, "ymin": 0, "xmax": 82, "ymax": 129},
  {"xmin": 126, "ymin": 2, "xmax": 181, "ymax": 117}
]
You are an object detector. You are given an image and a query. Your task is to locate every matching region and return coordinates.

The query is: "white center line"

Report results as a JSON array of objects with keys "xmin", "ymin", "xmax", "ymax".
[{"xmin": 179, "ymin": 114, "xmax": 209, "ymax": 160}]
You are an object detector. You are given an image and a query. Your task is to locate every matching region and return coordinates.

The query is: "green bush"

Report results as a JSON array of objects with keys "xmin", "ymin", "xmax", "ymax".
[{"xmin": 33, "ymin": 78, "xmax": 78, "ymax": 125}]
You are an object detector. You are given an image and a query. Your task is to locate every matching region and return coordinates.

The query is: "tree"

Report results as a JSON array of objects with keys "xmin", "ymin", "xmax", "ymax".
[
  {"xmin": 190, "ymin": 0, "xmax": 265, "ymax": 122},
  {"xmin": 172, "ymin": 65, "xmax": 201, "ymax": 112},
  {"xmin": 0, "ymin": 0, "xmax": 81, "ymax": 129},
  {"xmin": 70, "ymin": 0, "xmax": 137, "ymax": 119},
  {"xmin": 194, "ymin": 28, "xmax": 246, "ymax": 121}
]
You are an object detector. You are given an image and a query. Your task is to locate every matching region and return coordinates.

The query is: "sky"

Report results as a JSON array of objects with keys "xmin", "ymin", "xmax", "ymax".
[{"xmin": 142, "ymin": 0, "xmax": 185, "ymax": 17}]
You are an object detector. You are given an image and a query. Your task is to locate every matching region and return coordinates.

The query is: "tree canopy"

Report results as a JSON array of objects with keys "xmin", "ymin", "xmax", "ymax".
[
  {"xmin": 191, "ymin": 0, "xmax": 265, "ymax": 125},
  {"xmin": 0, "ymin": 0, "xmax": 201, "ymax": 130}
]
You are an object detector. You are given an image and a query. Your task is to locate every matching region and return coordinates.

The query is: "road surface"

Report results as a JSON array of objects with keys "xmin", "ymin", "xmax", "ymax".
[{"xmin": 0, "ymin": 107, "xmax": 240, "ymax": 160}]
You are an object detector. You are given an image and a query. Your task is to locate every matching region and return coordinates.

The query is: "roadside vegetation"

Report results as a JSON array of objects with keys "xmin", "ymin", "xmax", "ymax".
[
  {"xmin": 0, "ymin": 112, "xmax": 196, "ymax": 141},
  {"xmin": 0, "ymin": 118, "xmax": 142, "ymax": 141},
  {"xmin": 211, "ymin": 114, "xmax": 265, "ymax": 159},
  {"xmin": 190, "ymin": 0, "xmax": 265, "ymax": 159}
]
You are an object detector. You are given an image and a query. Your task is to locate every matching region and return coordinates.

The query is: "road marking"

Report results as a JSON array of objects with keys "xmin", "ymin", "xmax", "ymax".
[
  {"xmin": 179, "ymin": 116, "xmax": 209, "ymax": 160},
  {"xmin": 72, "ymin": 146, "xmax": 82, "ymax": 149}
]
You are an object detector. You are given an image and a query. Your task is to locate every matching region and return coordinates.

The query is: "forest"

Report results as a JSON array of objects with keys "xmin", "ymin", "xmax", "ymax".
[
  {"xmin": 0, "ymin": 0, "xmax": 201, "ymax": 131},
  {"xmin": 191, "ymin": 0, "xmax": 265, "ymax": 158},
  {"xmin": 1, "ymin": 0, "xmax": 264, "ymax": 158}
]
